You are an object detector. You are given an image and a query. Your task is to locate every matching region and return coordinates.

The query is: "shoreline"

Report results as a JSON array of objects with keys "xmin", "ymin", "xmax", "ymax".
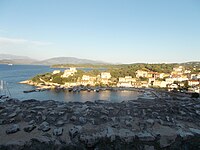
[{"xmin": 0, "ymin": 93, "xmax": 200, "ymax": 149}]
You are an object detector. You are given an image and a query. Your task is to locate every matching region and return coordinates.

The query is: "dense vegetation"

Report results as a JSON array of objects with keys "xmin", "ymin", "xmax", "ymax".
[{"xmin": 32, "ymin": 62, "xmax": 200, "ymax": 84}]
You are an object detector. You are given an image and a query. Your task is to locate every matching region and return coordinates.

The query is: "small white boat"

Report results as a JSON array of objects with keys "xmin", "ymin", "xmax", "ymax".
[{"xmin": 8, "ymin": 64, "xmax": 13, "ymax": 66}]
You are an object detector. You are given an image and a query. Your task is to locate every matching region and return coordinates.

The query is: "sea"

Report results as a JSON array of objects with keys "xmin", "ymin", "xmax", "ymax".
[{"xmin": 0, "ymin": 64, "xmax": 140, "ymax": 102}]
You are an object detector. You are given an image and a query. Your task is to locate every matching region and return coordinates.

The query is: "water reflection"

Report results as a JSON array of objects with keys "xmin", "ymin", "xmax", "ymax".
[{"xmin": 61, "ymin": 90, "xmax": 140, "ymax": 102}]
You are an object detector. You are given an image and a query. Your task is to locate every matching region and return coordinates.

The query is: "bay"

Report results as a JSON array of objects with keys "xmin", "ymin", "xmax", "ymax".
[{"xmin": 0, "ymin": 64, "xmax": 140, "ymax": 102}]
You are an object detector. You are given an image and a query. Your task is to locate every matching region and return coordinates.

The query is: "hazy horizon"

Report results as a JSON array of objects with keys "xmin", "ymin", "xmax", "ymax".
[{"xmin": 0, "ymin": 0, "xmax": 200, "ymax": 63}]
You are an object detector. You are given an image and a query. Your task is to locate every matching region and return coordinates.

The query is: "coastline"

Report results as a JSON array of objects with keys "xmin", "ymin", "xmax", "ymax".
[{"xmin": 0, "ymin": 93, "xmax": 200, "ymax": 149}]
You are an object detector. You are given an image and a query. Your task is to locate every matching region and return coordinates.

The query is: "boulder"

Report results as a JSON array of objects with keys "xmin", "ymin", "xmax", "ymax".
[
  {"xmin": 6, "ymin": 124, "xmax": 20, "ymax": 134},
  {"xmin": 38, "ymin": 121, "xmax": 50, "ymax": 132},
  {"xmin": 69, "ymin": 126, "xmax": 82, "ymax": 138},
  {"xmin": 53, "ymin": 127, "xmax": 63, "ymax": 136},
  {"xmin": 24, "ymin": 125, "xmax": 36, "ymax": 133}
]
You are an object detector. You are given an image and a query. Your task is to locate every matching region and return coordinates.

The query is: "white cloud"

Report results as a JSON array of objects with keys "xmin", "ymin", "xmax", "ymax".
[{"xmin": 0, "ymin": 37, "xmax": 53, "ymax": 46}]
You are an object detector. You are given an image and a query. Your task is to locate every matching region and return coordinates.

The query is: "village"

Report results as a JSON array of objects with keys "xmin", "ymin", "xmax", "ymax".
[{"xmin": 21, "ymin": 65, "xmax": 200, "ymax": 94}]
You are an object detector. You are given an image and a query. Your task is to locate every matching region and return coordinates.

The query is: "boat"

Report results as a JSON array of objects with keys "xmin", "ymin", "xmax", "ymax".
[{"xmin": 8, "ymin": 64, "xmax": 13, "ymax": 66}]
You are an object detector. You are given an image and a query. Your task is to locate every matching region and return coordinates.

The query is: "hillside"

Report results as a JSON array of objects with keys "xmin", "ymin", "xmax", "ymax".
[{"xmin": 36, "ymin": 57, "xmax": 107, "ymax": 65}]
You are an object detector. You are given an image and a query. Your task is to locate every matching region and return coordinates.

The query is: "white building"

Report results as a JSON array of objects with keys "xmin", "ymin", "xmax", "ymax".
[
  {"xmin": 117, "ymin": 76, "xmax": 135, "ymax": 87},
  {"xmin": 62, "ymin": 68, "xmax": 77, "ymax": 78},
  {"xmin": 136, "ymin": 70, "xmax": 148, "ymax": 78},
  {"xmin": 52, "ymin": 70, "xmax": 61, "ymax": 75},
  {"xmin": 101, "ymin": 72, "xmax": 111, "ymax": 79}
]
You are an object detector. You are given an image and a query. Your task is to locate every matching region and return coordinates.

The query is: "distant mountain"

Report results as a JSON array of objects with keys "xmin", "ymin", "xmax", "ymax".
[
  {"xmin": 36, "ymin": 57, "xmax": 107, "ymax": 65},
  {"xmin": 0, "ymin": 54, "xmax": 37, "ymax": 64}
]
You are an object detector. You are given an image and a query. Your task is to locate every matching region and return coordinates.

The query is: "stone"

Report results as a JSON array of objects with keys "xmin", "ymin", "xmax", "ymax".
[
  {"xmin": 125, "ymin": 120, "xmax": 132, "ymax": 127},
  {"xmin": 28, "ymin": 120, "xmax": 35, "ymax": 125},
  {"xmin": 189, "ymin": 128, "xmax": 200, "ymax": 135},
  {"xmin": 166, "ymin": 116, "xmax": 170, "ymax": 122},
  {"xmin": 42, "ymin": 115, "xmax": 46, "ymax": 120},
  {"xmin": 24, "ymin": 125, "xmax": 36, "ymax": 133},
  {"xmin": 38, "ymin": 121, "xmax": 51, "ymax": 132},
  {"xmin": 53, "ymin": 127, "xmax": 63, "ymax": 136},
  {"xmin": 69, "ymin": 126, "xmax": 82, "ymax": 138},
  {"xmin": 70, "ymin": 116, "xmax": 77, "ymax": 122},
  {"xmin": 6, "ymin": 124, "xmax": 20, "ymax": 134},
  {"xmin": 146, "ymin": 119, "xmax": 154, "ymax": 125},
  {"xmin": 56, "ymin": 120, "xmax": 64, "ymax": 126},
  {"xmin": 79, "ymin": 117, "xmax": 87, "ymax": 124},
  {"xmin": 137, "ymin": 132, "xmax": 155, "ymax": 141},
  {"xmin": 8, "ymin": 112, "xmax": 17, "ymax": 118}
]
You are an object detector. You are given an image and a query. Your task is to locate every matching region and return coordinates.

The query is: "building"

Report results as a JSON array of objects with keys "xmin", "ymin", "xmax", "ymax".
[
  {"xmin": 153, "ymin": 80, "xmax": 167, "ymax": 88},
  {"xmin": 61, "ymin": 68, "xmax": 77, "ymax": 78},
  {"xmin": 117, "ymin": 76, "xmax": 136, "ymax": 87},
  {"xmin": 136, "ymin": 70, "xmax": 148, "ymax": 78},
  {"xmin": 147, "ymin": 72, "xmax": 160, "ymax": 78},
  {"xmin": 52, "ymin": 70, "xmax": 61, "ymax": 75},
  {"xmin": 101, "ymin": 72, "xmax": 111, "ymax": 79},
  {"xmin": 188, "ymin": 80, "xmax": 200, "ymax": 87},
  {"xmin": 165, "ymin": 78, "xmax": 175, "ymax": 85},
  {"xmin": 81, "ymin": 75, "xmax": 96, "ymax": 86}
]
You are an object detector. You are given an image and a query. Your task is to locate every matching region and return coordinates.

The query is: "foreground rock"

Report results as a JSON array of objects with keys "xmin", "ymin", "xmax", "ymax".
[{"xmin": 0, "ymin": 92, "xmax": 200, "ymax": 149}]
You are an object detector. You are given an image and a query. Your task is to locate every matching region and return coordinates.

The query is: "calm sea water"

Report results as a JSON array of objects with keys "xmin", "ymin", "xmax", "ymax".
[{"xmin": 0, "ymin": 64, "xmax": 140, "ymax": 102}]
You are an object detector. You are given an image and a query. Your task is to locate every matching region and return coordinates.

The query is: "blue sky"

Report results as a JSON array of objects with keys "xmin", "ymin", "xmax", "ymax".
[{"xmin": 0, "ymin": 0, "xmax": 199, "ymax": 63}]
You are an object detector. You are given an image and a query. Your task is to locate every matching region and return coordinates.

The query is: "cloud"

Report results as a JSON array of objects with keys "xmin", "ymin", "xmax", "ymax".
[{"xmin": 0, "ymin": 37, "xmax": 53, "ymax": 46}]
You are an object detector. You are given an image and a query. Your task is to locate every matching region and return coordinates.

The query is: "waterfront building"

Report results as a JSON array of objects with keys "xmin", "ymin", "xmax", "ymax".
[
  {"xmin": 62, "ymin": 68, "xmax": 77, "ymax": 78},
  {"xmin": 101, "ymin": 72, "xmax": 111, "ymax": 79},
  {"xmin": 117, "ymin": 76, "xmax": 136, "ymax": 87},
  {"xmin": 52, "ymin": 70, "xmax": 61, "ymax": 75},
  {"xmin": 81, "ymin": 75, "xmax": 96, "ymax": 86},
  {"xmin": 188, "ymin": 80, "xmax": 200, "ymax": 87}
]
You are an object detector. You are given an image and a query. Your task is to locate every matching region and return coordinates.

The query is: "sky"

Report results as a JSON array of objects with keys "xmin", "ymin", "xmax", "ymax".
[{"xmin": 0, "ymin": 0, "xmax": 200, "ymax": 63}]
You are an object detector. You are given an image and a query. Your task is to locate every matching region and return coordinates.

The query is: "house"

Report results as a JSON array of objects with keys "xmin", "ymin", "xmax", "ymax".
[
  {"xmin": 168, "ymin": 84, "xmax": 178, "ymax": 89},
  {"xmin": 52, "ymin": 70, "xmax": 61, "ymax": 75},
  {"xmin": 165, "ymin": 78, "xmax": 175, "ymax": 85},
  {"xmin": 153, "ymin": 80, "xmax": 167, "ymax": 88},
  {"xmin": 188, "ymin": 80, "xmax": 200, "ymax": 87},
  {"xmin": 117, "ymin": 76, "xmax": 136, "ymax": 87},
  {"xmin": 101, "ymin": 72, "xmax": 111, "ymax": 79},
  {"xmin": 147, "ymin": 72, "xmax": 160, "ymax": 78},
  {"xmin": 136, "ymin": 70, "xmax": 148, "ymax": 78},
  {"xmin": 61, "ymin": 68, "xmax": 77, "ymax": 78},
  {"xmin": 99, "ymin": 72, "xmax": 111, "ymax": 85},
  {"xmin": 81, "ymin": 75, "xmax": 96, "ymax": 86}
]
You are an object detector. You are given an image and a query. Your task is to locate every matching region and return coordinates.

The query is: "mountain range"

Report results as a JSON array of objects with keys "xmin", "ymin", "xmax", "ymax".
[{"xmin": 0, "ymin": 54, "xmax": 107, "ymax": 65}]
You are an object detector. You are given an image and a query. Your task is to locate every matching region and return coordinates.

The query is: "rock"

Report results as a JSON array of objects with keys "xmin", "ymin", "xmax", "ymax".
[
  {"xmin": 137, "ymin": 132, "xmax": 155, "ymax": 141},
  {"xmin": 28, "ymin": 120, "xmax": 35, "ymax": 125},
  {"xmin": 144, "ymin": 145, "xmax": 155, "ymax": 150},
  {"xmin": 0, "ymin": 119, "xmax": 5, "ymax": 125},
  {"xmin": 196, "ymin": 110, "xmax": 200, "ymax": 115},
  {"xmin": 6, "ymin": 124, "xmax": 20, "ymax": 134},
  {"xmin": 38, "ymin": 121, "xmax": 51, "ymax": 132},
  {"xmin": 125, "ymin": 120, "xmax": 132, "ymax": 127},
  {"xmin": 189, "ymin": 128, "xmax": 200, "ymax": 135},
  {"xmin": 79, "ymin": 117, "xmax": 87, "ymax": 124},
  {"xmin": 69, "ymin": 126, "xmax": 82, "ymax": 138},
  {"xmin": 146, "ymin": 119, "xmax": 154, "ymax": 126},
  {"xmin": 42, "ymin": 115, "xmax": 46, "ymax": 120},
  {"xmin": 106, "ymin": 127, "xmax": 116, "ymax": 142},
  {"xmin": 53, "ymin": 127, "xmax": 63, "ymax": 136},
  {"xmin": 177, "ymin": 129, "xmax": 194, "ymax": 140},
  {"xmin": 24, "ymin": 125, "xmax": 36, "ymax": 133},
  {"xmin": 70, "ymin": 116, "xmax": 77, "ymax": 122},
  {"xmin": 79, "ymin": 134, "xmax": 97, "ymax": 147},
  {"xmin": 56, "ymin": 120, "xmax": 64, "ymax": 126},
  {"xmin": 100, "ymin": 115, "xmax": 108, "ymax": 121},
  {"xmin": 166, "ymin": 116, "xmax": 170, "ymax": 122},
  {"xmin": 8, "ymin": 112, "xmax": 17, "ymax": 118}
]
